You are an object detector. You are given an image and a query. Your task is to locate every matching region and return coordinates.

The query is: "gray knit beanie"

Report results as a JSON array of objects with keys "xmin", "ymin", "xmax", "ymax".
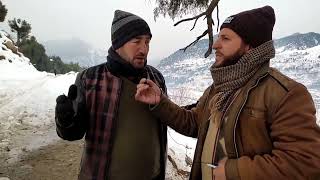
[{"xmin": 111, "ymin": 10, "xmax": 152, "ymax": 50}]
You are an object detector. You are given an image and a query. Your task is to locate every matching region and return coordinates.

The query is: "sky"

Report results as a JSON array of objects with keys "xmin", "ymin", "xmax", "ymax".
[{"xmin": 1, "ymin": 0, "xmax": 320, "ymax": 65}]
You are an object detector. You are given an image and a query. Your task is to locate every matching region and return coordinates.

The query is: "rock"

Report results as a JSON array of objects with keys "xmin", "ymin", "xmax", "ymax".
[
  {"xmin": 21, "ymin": 147, "xmax": 28, "ymax": 152},
  {"xmin": 4, "ymin": 41, "xmax": 18, "ymax": 54},
  {"xmin": 185, "ymin": 155, "xmax": 192, "ymax": 167},
  {"xmin": 167, "ymin": 155, "xmax": 190, "ymax": 178},
  {"xmin": 5, "ymin": 146, "xmax": 10, "ymax": 152}
]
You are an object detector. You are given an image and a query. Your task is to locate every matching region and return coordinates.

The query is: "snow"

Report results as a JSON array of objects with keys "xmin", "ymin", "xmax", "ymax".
[
  {"xmin": 167, "ymin": 129, "xmax": 196, "ymax": 172},
  {"xmin": 0, "ymin": 32, "xmax": 77, "ymax": 163}
]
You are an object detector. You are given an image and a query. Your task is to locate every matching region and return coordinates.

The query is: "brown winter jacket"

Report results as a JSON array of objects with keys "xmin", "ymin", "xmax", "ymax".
[{"xmin": 151, "ymin": 63, "xmax": 320, "ymax": 180}]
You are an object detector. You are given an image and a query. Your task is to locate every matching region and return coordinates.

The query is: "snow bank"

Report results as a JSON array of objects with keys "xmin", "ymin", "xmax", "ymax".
[{"xmin": 0, "ymin": 31, "xmax": 77, "ymax": 163}]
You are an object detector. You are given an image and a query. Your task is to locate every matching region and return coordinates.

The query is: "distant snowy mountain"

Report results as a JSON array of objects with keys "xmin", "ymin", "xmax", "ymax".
[
  {"xmin": 159, "ymin": 38, "xmax": 216, "ymax": 67},
  {"xmin": 157, "ymin": 32, "xmax": 320, "ymax": 123},
  {"xmin": 275, "ymin": 32, "xmax": 320, "ymax": 50},
  {"xmin": 43, "ymin": 38, "xmax": 106, "ymax": 67}
]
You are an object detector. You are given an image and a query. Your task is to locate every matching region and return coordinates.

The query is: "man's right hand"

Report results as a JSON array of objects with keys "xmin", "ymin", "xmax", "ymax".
[
  {"xmin": 135, "ymin": 78, "xmax": 161, "ymax": 105},
  {"xmin": 55, "ymin": 85, "xmax": 77, "ymax": 123}
]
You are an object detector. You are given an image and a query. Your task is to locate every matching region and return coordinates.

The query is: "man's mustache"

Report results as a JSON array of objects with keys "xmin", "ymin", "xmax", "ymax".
[
  {"xmin": 134, "ymin": 53, "xmax": 146, "ymax": 59},
  {"xmin": 215, "ymin": 51, "xmax": 223, "ymax": 56}
]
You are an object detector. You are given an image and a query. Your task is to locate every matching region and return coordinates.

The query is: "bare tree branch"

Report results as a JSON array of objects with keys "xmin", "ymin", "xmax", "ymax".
[
  {"xmin": 174, "ymin": 12, "xmax": 206, "ymax": 27},
  {"xmin": 216, "ymin": 4, "xmax": 220, "ymax": 33},
  {"xmin": 204, "ymin": 0, "xmax": 220, "ymax": 57},
  {"xmin": 174, "ymin": 0, "xmax": 221, "ymax": 58},
  {"xmin": 190, "ymin": 16, "xmax": 200, "ymax": 31},
  {"xmin": 205, "ymin": 17, "xmax": 214, "ymax": 57},
  {"xmin": 180, "ymin": 30, "xmax": 208, "ymax": 52}
]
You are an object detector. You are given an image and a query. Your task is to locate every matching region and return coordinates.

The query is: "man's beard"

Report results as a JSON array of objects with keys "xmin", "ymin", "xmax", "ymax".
[
  {"xmin": 132, "ymin": 53, "xmax": 147, "ymax": 69},
  {"xmin": 214, "ymin": 46, "xmax": 248, "ymax": 68}
]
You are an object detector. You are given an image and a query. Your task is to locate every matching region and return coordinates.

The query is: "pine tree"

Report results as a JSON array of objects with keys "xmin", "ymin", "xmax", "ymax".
[
  {"xmin": 153, "ymin": 0, "xmax": 210, "ymax": 19},
  {"xmin": 19, "ymin": 36, "xmax": 83, "ymax": 74},
  {"xmin": 154, "ymin": 0, "xmax": 220, "ymax": 57},
  {"xmin": 8, "ymin": 18, "xmax": 32, "ymax": 45},
  {"xmin": 0, "ymin": 1, "xmax": 8, "ymax": 22}
]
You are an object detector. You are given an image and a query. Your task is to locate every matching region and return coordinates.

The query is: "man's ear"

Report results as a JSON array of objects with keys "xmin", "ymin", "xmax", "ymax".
[
  {"xmin": 245, "ymin": 44, "xmax": 251, "ymax": 53},
  {"xmin": 115, "ymin": 48, "xmax": 120, "ymax": 54}
]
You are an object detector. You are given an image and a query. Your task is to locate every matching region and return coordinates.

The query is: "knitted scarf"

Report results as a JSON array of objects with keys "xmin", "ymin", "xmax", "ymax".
[{"xmin": 210, "ymin": 40, "xmax": 275, "ymax": 112}]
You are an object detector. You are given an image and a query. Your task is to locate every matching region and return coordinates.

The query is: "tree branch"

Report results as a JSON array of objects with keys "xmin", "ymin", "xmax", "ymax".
[
  {"xmin": 180, "ymin": 30, "xmax": 208, "ymax": 52},
  {"xmin": 174, "ymin": 0, "xmax": 221, "ymax": 58},
  {"xmin": 174, "ymin": 12, "xmax": 206, "ymax": 27},
  {"xmin": 216, "ymin": 4, "xmax": 220, "ymax": 33},
  {"xmin": 190, "ymin": 16, "xmax": 200, "ymax": 31},
  {"xmin": 205, "ymin": 16, "xmax": 214, "ymax": 58}
]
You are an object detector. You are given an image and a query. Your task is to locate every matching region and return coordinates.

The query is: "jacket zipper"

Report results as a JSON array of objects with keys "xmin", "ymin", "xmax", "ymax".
[
  {"xmin": 212, "ymin": 91, "xmax": 240, "ymax": 164},
  {"xmin": 233, "ymin": 73, "xmax": 269, "ymax": 158}
]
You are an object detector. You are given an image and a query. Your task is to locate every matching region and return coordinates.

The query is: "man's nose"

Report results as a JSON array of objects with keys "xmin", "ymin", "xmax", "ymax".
[
  {"xmin": 139, "ymin": 43, "xmax": 148, "ymax": 54},
  {"xmin": 212, "ymin": 39, "xmax": 220, "ymax": 50}
]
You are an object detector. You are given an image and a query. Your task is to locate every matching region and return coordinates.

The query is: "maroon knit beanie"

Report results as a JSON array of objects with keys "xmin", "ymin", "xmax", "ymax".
[{"xmin": 220, "ymin": 6, "xmax": 275, "ymax": 48}]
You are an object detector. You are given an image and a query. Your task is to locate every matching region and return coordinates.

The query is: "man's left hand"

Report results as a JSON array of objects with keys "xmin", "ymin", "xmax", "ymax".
[{"xmin": 213, "ymin": 157, "xmax": 227, "ymax": 180}]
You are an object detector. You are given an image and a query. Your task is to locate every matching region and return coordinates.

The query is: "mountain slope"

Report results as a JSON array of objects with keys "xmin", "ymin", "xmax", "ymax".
[
  {"xmin": 44, "ymin": 38, "xmax": 106, "ymax": 67},
  {"xmin": 275, "ymin": 32, "xmax": 320, "ymax": 50}
]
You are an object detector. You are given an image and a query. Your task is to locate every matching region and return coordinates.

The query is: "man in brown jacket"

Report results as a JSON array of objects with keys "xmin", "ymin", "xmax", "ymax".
[{"xmin": 135, "ymin": 6, "xmax": 320, "ymax": 180}]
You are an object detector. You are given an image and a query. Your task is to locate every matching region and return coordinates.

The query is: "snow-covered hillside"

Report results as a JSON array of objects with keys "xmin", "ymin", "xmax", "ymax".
[
  {"xmin": 44, "ymin": 38, "xmax": 107, "ymax": 67},
  {"xmin": 0, "ymin": 30, "xmax": 77, "ymax": 164}
]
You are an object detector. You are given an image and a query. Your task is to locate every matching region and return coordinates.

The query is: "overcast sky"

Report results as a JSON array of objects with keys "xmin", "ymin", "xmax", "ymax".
[{"xmin": 1, "ymin": 0, "xmax": 320, "ymax": 65}]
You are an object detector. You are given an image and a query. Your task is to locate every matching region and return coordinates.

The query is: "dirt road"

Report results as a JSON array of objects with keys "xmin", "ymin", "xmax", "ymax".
[
  {"xmin": 0, "ymin": 139, "xmax": 187, "ymax": 180},
  {"xmin": 0, "ymin": 140, "xmax": 83, "ymax": 180}
]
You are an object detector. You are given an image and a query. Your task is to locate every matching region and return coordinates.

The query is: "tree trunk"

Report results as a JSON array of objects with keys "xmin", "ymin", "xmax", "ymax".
[{"xmin": 17, "ymin": 31, "xmax": 21, "ymax": 45}]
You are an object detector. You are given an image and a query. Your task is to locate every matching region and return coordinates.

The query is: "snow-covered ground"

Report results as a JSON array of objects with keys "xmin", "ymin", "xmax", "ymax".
[{"xmin": 0, "ymin": 31, "xmax": 76, "ymax": 163}]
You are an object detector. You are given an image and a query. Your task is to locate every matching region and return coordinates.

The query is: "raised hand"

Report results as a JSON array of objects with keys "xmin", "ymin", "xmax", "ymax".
[
  {"xmin": 55, "ymin": 85, "xmax": 77, "ymax": 124},
  {"xmin": 135, "ymin": 78, "xmax": 161, "ymax": 105}
]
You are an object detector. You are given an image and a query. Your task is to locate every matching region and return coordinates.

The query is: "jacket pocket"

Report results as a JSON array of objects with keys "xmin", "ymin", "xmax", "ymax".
[
  {"xmin": 238, "ymin": 107, "xmax": 272, "ymax": 156},
  {"xmin": 242, "ymin": 106, "xmax": 266, "ymax": 119}
]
